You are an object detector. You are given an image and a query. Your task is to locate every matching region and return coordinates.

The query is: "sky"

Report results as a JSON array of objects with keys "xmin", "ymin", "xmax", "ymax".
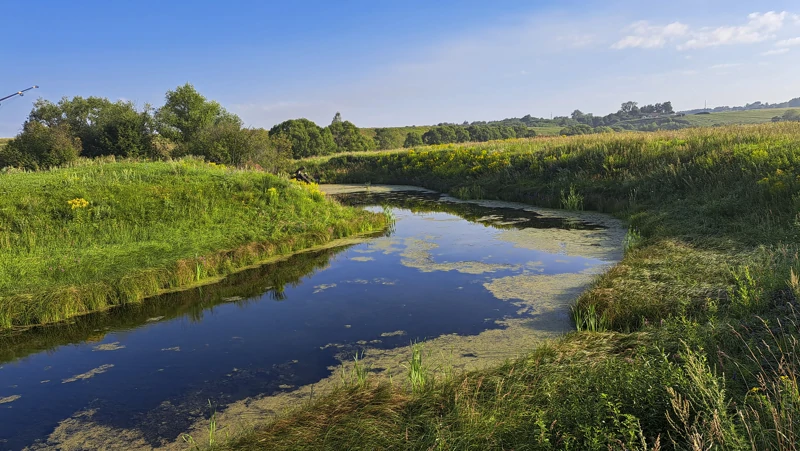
[{"xmin": 1, "ymin": 0, "xmax": 800, "ymax": 136}]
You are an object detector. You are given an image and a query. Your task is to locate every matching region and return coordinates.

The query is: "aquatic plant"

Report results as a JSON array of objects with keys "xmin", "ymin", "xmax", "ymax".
[
  {"xmin": 571, "ymin": 304, "xmax": 610, "ymax": 332},
  {"xmin": 340, "ymin": 351, "xmax": 371, "ymax": 389},
  {"xmin": 560, "ymin": 185, "xmax": 584, "ymax": 211},
  {"xmin": 403, "ymin": 342, "xmax": 429, "ymax": 393},
  {"xmin": 623, "ymin": 228, "xmax": 642, "ymax": 253}
]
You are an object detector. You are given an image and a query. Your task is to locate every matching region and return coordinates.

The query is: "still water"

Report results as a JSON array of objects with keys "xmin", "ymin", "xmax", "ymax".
[{"xmin": 0, "ymin": 186, "xmax": 623, "ymax": 450}]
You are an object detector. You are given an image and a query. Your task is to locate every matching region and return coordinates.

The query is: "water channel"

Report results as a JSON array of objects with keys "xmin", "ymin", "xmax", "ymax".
[{"xmin": 0, "ymin": 185, "xmax": 624, "ymax": 450}]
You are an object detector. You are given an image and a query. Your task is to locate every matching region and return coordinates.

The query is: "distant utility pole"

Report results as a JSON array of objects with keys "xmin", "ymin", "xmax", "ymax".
[{"xmin": 0, "ymin": 86, "xmax": 38, "ymax": 106}]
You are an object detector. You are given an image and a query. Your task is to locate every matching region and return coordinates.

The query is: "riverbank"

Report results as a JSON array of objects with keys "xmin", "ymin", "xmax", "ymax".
[
  {"xmin": 217, "ymin": 124, "xmax": 800, "ymax": 449},
  {"xmin": 0, "ymin": 158, "xmax": 387, "ymax": 329}
]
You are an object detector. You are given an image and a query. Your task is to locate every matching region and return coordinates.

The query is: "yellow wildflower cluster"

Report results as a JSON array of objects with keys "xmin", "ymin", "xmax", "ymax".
[
  {"xmin": 67, "ymin": 198, "xmax": 89, "ymax": 209},
  {"xmin": 290, "ymin": 180, "xmax": 325, "ymax": 201}
]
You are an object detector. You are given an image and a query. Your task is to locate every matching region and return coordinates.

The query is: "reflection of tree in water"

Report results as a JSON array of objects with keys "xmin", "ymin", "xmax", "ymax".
[
  {"xmin": 0, "ymin": 245, "xmax": 352, "ymax": 364},
  {"xmin": 333, "ymin": 191, "xmax": 604, "ymax": 231}
]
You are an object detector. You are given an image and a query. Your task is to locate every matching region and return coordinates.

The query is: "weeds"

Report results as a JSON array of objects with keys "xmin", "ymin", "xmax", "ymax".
[
  {"xmin": 403, "ymin": 342, "xmax": 429, "ymax": 393},
  {"xmin": 560, "ymin": 185, "xmax": 584, "ymax": 211},
  {"xmin": 572, "ymin": 304, "xmax": 610, "ymax": 332},
  {"xmin": 623, "ymin": 228, "xmax": 643, "ymax": 253},
  {"xmin": 340, "ymin": 351, "xmax": 371, "ymax": 388},
  {"xmin": 182, "ymin": 400, "xmax": 225, "ymax": 450}
]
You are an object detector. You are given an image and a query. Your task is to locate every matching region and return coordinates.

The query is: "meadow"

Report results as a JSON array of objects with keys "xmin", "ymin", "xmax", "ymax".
[
  {"xmin": 217, "ymin": 123, "xmax": 800, "ymax": 450},
  {"xmin": 680, "ymin": 107, "xmax": 796, "ymax": 127},
  {"xmin": 0, "ymin": 158, "xmax": 386, "ymax": 329}
]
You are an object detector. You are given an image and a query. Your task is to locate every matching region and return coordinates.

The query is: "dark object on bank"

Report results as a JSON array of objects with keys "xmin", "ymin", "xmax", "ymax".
[{"xmin": 293, "ymin": 167, "xmax": 315, "ymax": 184}]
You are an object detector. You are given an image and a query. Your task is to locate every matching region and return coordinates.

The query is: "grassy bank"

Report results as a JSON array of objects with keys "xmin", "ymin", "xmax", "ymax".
[
  {"xmin": 0, "ymin": 158, "xmax": 386, "ymax": 328},
  {"xmin": 217, "ymin": 123, "xmax": 800, "ymax": 450}
]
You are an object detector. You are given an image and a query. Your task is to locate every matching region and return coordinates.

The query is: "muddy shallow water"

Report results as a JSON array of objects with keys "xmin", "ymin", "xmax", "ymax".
[{"xmin": 0, "ymin": 185, "xmax": 624, "ymax": 450}]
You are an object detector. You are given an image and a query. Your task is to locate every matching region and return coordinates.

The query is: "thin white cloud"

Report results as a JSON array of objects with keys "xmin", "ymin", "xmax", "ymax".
[
  {"xmin": 557, "ymin": 33, "xmax": 595, "ymax": 48},
  {"xmin": 710, "ymin": 63, "xmax": 742, "ymax": 69},
  {"xmin": 612, "ymin": 21, "xmax": 688, "ymax": 49},
  {"xmin": 613, "ymin": 11, "xmax": 795, "ymax": 51},
  {"xmin": 776, "ymin": 37, "xmax": 800, "ymax": 47},
  {"xmin": 762, "ymin": 48, "xmax": 790, "ymax": 56}
]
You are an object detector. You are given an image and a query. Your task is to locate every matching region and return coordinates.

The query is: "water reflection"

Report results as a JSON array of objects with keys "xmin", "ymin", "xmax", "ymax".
[{"xmin": 0, "ymin": 187, "xmax": 620, "ymax": 450}]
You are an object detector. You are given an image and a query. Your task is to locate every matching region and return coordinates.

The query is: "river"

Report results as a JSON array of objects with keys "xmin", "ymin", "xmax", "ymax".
[{"xmin": 0, "ymin": 185, "xmax": 624, "ymax": 450}]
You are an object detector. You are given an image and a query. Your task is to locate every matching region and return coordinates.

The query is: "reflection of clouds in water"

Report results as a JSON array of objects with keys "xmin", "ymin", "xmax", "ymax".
[
  {"xmin": 161, "ymin": 347, "xmax": 181, "ymax": 352},
  {"xmin": 350, "ymin": 256, "xmax": 374, "ymax": 262}
]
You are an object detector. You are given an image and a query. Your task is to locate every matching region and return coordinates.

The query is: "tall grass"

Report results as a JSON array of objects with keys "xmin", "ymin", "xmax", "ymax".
[
  {"xmin": 208, "ymin": 123, "xmax": 800, "ymax": 450},
  {"xmin": 0, "ymin": 157, "xmax": 386, "ymax": 328}
]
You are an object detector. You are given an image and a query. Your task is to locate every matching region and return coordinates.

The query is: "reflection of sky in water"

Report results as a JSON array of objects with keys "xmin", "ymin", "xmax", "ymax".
[{"xmin": 0, "ymin": 190, "xmax": 614, "ymax": 449}]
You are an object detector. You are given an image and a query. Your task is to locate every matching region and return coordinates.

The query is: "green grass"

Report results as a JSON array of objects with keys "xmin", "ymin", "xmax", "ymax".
[
  {"xmin": 214, "ymin": 123, "xmax": 800, "ymax": 450},
  {"xmin": 530, "ymin": 124, "xmax": 564, "ymax": 136},
  {"xmin": 680, "ymin": 108, "xmax": 796, "ymax": 127},
  {"xmin": 0, "ymin": 157, "xmax": 386, "ymax": 328}
]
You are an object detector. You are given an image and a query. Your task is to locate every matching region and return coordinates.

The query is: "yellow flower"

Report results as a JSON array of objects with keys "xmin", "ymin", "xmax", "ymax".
[{"xmin": 67, "ymin": 198, "xmax": 89, "ymax": 209}]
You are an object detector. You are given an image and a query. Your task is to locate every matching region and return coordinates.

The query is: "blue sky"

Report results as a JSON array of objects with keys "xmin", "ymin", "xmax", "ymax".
[{"xmin": 1, "ymin": 0, "xmax": 799, "ymax": 136}]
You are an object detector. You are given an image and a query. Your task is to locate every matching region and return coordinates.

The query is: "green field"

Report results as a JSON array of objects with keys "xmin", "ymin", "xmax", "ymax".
[
  {"xmin": 0, "ymin": 158, "xmax": 386, "ymax": 328},
  {"xmin": 219, "ymin": 123, "xmax": 800, "ymax": 450},
  {"xmin": 680, "ymin": 107, "xmax": 796, "ymax": 127},
  {"xmin": 529, "ymin": 124, "xmax": 564, "ymax": 135}
]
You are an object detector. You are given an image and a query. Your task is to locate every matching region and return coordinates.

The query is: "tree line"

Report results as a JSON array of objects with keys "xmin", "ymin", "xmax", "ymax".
[{"xmin": 0, "ymin": 84, "xmax": 376, "ymax": 170}]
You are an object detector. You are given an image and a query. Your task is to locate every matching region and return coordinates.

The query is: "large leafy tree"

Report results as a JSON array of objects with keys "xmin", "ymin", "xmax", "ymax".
[
  {"xmin": 269, "ymin": 118, "xmax": 335, "ymax": 159},
  {"xmin": 155, "ymin": 83, "xmax": 239, "ymax": 147}
]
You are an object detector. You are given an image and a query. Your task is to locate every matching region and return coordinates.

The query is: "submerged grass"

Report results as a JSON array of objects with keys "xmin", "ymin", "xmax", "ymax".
[
  {"xmin": 0, "ymin": 157, "xmax": 386, "ymax": 328},
  {"xmin": 210, "ymin": 123, "xmax": 800, "ymax": 450}
]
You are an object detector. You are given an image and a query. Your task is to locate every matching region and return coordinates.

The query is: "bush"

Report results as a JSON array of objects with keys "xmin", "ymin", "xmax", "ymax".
[{"xmin": 0, "ymin": 122, "xmax": 81, "ymax": 170}]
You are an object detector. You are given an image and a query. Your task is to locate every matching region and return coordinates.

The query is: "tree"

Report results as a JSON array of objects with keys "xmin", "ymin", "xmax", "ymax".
[
  {"xmin": 559, "ymin": 124, "xmax": 593, "ymax": 136},
  {"xmin": 328, "ymin": 120, "xmax": 374, "ymax": 153},
  {"xmin": 26, "ymin": 96, "xmax": 157, "ymax": 159},
  {"xmin": 156, "ymin": 83, "xmax": 233, "ymax": 147},
  {"xmin": 513, "ymin": 125, "xmax": 536, "ymax": 138},
  {"xmin": 422, "ymin": 126, "xmax": 457, "ymax": 145},
  {"xmin": 331, "ymin": 112, "xmax": 342, "ymax": 125},
  {"xmin": 782, "ymin": 109, "xmax": 800, "ymax": 122},
  {"xmin": 374, "ymin": 128, "xmax": 403, "ymax": 150},
  {"xmin": 269, "ymin": 118, "xmax": 335, "ymax": 159},
  {"xmin": 1, "ymin": 121, "xmax": 81, "ymax": 170},
  {"xmin": 403, "ymin": 131, "xmax": 423, "ymax": 148},
  {"xmin": 619, "ymin": 101, "xmax": 639, "ymax": 115},
  {"xmin": 455, "ymin": 127, "xmax": 471, "ymax": 143}
]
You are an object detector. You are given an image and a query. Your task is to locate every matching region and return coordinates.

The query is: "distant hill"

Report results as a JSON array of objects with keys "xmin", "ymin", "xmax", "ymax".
[{"xmin": 680, "ymin": 97, "xmax": 800, "ymax": 115}]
